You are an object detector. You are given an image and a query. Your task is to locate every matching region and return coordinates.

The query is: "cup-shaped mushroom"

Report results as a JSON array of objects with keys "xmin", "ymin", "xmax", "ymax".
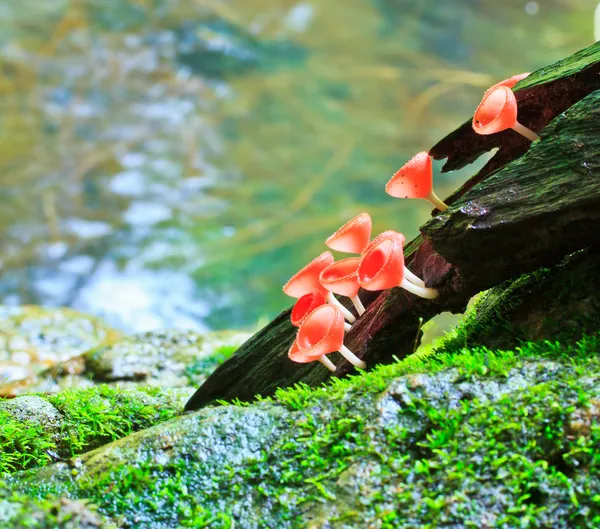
[
  {"xmin": 297, "ymin": 305, "xmax": 366, "ymax": 369},
  {"xmin": 472, "ymin": 86, "xmax": 539, "ymax": 142},
  {"xmin": 288, "ymin": 339, "xmax": 336, "ymax": 372},
  {"xmin": 283, "ymin": 251, "xmax": 334, "ymax": 298},
  {"xmin": 361, "ymin": 230, "xmax": 426, "ymax": 288},
  {"xmin": 325, "ymin": 212, "xmax": 372, "ymax": 254},
  {"xmin": 488, "ymin": 72, "xmax": 530, "ymax": 91},
  {"xmin": 386, "ymin": 152, "xmax": 448, "ymax": 211},
  {"xmin": 291, "ymin": 289, "xmax": 326, "ymax": 327},
  {"xmin": 358, "ymin": 235, "xmax": 438, "ymax": 299},
  {"xmin": 319, "ymin": 257, "xmax": 365, "ymax": 315}
]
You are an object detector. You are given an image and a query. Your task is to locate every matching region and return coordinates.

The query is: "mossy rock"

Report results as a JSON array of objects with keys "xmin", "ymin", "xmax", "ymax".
[
  {"xmin": 0, "ymin": 386, "xmax": 188, "ymax": 474},
  {"xmin": 83, "ymin": 330, "xmax": 250, "ymax": 388},
  {"xmin": 11, "ymin": 335, "xmax": 600, "ymax": 528},
  {"xmin": 0, "ymin": 482, "xmax": 116, "ymax": 529},
  {"xmin": 443, "ymin": 249, "xmax": 600, "ymax": 353},
  {"xmin": 0, "ymin": 306, "xmax": 120, "ymax": 397}
]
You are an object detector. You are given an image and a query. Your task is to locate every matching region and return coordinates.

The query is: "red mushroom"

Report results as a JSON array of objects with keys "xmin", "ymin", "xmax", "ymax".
[
  {"xmin": 472, "ymin": 85, "xmax": 539, "ymax": 142},
  {"xmin": 291, "ymin": 289, "xmax": 327, "ymax": 327},
  {"xmin": 319, "ymin": 257, "xmax": 365, "ymax": 315},
  {"xmin": 361, "ymin": 231, "xmax": 425, "ymax": 288},
  {"xmin": 358, "ymin": 232, "xmax": 438, "ymax": 299},
  {"xmin": 297, "ymin": 304, "xmax": 365, "ymax": 369},
  {"xmin": 283, "ymin": 251, "xmax": 356, "ymax": 323},
  {"xmin": 488, "ymin": 72, "xmax": 530, "ymax": 91},
  {"xmin": 325, "ymin": 212, "xmax": 372, "ymax": 254},
  {"xmin": 385, "ymin": 152, "xmax": 448, "ymax": 211},
  {"xmin": 288, "ymin": 339, "xmax": 336, "ymax": 372},
  {"xmin": 291, "ymin": 289, "xmax": 352, "ymax": 331}
]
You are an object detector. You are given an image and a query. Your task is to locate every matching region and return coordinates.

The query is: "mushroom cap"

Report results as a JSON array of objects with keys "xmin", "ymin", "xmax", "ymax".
[
  {"xmin": 283, "ymin": 251, "xmax": 334, "ymax": 298},
  {"xmin": 489, "ymin": 72, "xmax": 530, "ymax": 91},
  {"xmin": 358, "ymin": 235, "xmax": 405, "ymax": 291},
  {"xmin": 472, "ymin": 86, "xmax": 518, "ymax": 135},
  {"xmin": 291, "ymin": 289, "xmax": 326, "ymax": 327},
  {"xmin": 297, "ymin": 304, "xmax": 345, "ymax": 357},
  {"xmin": 385, "ymin": 151, "xmax": 433, "ymax": 199},
  {"xmin": 361, "ymin": 230, "xmax": 406, "ymax": 257},
  {"xmin": 319, "ymin": 257, "xmax": 361, "ymax": 298},
  {"xmin": 288, "ymin": 339, "xmax": 321, "ymax": 364},
  {"xmin": 325, "ymin": 212, "xmax": 372, "ymax": 254}
]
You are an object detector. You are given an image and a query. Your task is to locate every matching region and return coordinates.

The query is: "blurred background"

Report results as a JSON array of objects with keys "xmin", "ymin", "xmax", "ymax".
[{"xmin": 0, "ymin": 0, "xmax": 596, "ymax": 334}]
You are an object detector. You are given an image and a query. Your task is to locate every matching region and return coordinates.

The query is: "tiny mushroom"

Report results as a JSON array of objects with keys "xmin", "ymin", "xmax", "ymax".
[
  {"xmin": 292, "ymin": 289, "xmax": 352, "ymax": 331},
  {"xmin": 362, "ymin": 231, "xmax": 426, "ymax": 288},
  {"xmin": 283, "ymin": 251, "xmax": 356, "ymax": 323},
  {"xmin": 472, "ymin": 85, "xmax": 539, "ymax": 142},
  {"xmin": 319, "ymin": 257, "xmax": 365, "ymax": 315},
  {"xmin": 297, "ymin": 304, "xmax": 366, "ymax": 369},
  {"xmin": 325, "ymin": 212, "xmax": 372, "ymax": 254},
  {"xmin": 288, "ymin": 339, "xmax": 337, "ymax": 372},
  {"xmin": 488, "ymin": 72, "xmax": 530, "ymax": 91},
  {"xmin": 291, "ymin": 289, "xmax": 326, "ymax": 327},
  {"xmin": 358, "ymin": 231, "xmax": 438, "ymax": 299},
  {"xmin": 386, "ymin": 151, "xmax": 448, "ymax": 211}
]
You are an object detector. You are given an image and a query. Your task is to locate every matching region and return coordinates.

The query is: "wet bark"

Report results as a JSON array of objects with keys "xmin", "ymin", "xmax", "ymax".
[{"xmin": 186, "ymin": 43, "xmax": 600, "ymax": 411}]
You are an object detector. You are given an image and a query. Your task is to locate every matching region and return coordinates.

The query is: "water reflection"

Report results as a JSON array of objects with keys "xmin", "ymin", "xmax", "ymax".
[{"xmin": 0, "ymin": 0, "xmax": 595, "ymax": 331}]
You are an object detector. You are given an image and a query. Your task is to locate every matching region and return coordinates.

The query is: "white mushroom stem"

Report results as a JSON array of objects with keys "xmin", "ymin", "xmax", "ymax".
[
  {"xmin": 344, "ymin": 322, "xmax": 352, "ymax": 332},
  {"xmin": 339, "ymin": 345, "xmax": 366, "ymax": 369},
  {"xmin": 426, "ymin": 191, "xmax": 449, "ymax": 211},
  {"xmin": 404, "ymin": 267, "xmax": 426, "ymax": 288},
  {"xmin": 512, "ymin": 122, "xmax": 540, "ymax": 142},
  {"xmin": 325, "ymin": 292, "xmax": 356, "ymax": 323},
  {"xmin": 319, "ymin": 355, "xmax": 337, "ymax": 372},
  {"xmin": 400, "ymin": 277, "xmax": 439, "ymax": 299},
  {"xmin": 350, "ymin": 295, "xmax": 365, "ymax": 316}
]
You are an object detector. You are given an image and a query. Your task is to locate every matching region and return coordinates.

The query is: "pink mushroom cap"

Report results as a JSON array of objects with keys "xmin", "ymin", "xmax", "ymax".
[
  {"xmin": 358, "ymin": 235, "xmax": 405, "ymax": 291},
  {"xmin": 472, "ymin": 86, "xmax": 518, "ymax": 135},
  {"xmin": 385, "ymin": 151, "xmax": 433, "ymax": 200},
  {"xmin": 325, "ymin": 212, "xmax": 372, "ymax": 254},
  {"xmin": 291, "ymin": 289, "xmax": 326, "ymax": 327},
  {"xmin": 319, "ymin": 257, "xmax": 361, "ymax": 298},
  {"xmin": 297, "ymin": 304, "xmax": 345, "ymax": 357},
  {"xmin": 488, "ymin": 72, "xmax": 530, "ymax": 91},
  {"xmin": 283, "ymin": 251, "xmax": 334, "ymax": 298}
]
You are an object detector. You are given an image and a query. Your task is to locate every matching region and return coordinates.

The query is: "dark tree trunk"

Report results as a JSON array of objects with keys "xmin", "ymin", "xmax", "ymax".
[{"xmin": 186, "ymin": 43, "xmax": 600, "ymax": 411}]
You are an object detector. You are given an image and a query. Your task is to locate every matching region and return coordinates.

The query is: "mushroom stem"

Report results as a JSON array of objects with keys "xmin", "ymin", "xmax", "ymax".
[
  {"xmin": 325, "ymin": 292, "xmax": 356, "ymax": 323},
  {"xmin": 400, "ymin": 277, "xmax": 438, "ymax": 299},
  {"xmin": 319, "ymin": 355, "xmax": 337, "ymax": 372},
  {"xmin": 404, "ymin": 267, "xmax": 426, "ymax": 288},
  {"xmin": 350, "ymin": 295, "xmax": 365, "ymax": 316},
  {"xmin": 512, "ymin": 122, "xmax": 540, "ymax": 142},
  {"xmin": 339, "ymin": 345, "xmax": 366, "ymax": 369},
  {"xmin": 426, "ymin": 191, "xmax": 449, "ymax": 211},
  {"xmin": 344, "ymin": 322, "xmax": 352, "ymax": 332}
]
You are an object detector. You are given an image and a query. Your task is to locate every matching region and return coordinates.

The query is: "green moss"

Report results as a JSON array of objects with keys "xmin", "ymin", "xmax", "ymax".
[
  {"xmin": 11, "ymin": 333, "xmax": 600, "ymax": 528},
  {"xmin": 0, "ymin": 386, "xmax": 183, "ymax": 474},
  {"xmin": 0, "ymin": 481, "xmax": 115, "ymax": 528},
  {"xmin": 184, "ymin": 345, "xmax": 240, "ymax": 386}
]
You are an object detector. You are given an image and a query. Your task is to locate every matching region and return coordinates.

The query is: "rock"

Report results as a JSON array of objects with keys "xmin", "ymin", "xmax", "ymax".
[
  {"xmin": 11, "ymin": 340, "xmax": 600, "ymax": 528},
  {"xmin": 0, "ymin": 386, "xmax": 187, "ymax": 474},
  {"xmin": 0, "ymin": 483, "xmax": 116, "ymax": 529},
  {"xmin": 0, "ymin": 396, "xmax": 63, "ymax": 437},
  {"xmin": 83, "ymin": 330, "xmax": 250, "ymax": 388},
  {"xmin": 0, "ymin": 306, "xmax": 120, "ymax": 397}
]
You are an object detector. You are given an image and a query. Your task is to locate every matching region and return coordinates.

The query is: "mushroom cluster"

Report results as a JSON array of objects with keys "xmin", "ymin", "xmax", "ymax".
[{"xmin": 284, "ymin": 71, "xmax": 540, "ymax": 372}]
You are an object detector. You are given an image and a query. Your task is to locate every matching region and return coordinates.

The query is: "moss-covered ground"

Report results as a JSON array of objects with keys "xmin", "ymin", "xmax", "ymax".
[
  {"xmin": 0, "ymin": 386, "xmax": 185, "ymax": 474},
  {"xmin": 8, "ymin": 332, "xmax": 600, "ymax": 528}
]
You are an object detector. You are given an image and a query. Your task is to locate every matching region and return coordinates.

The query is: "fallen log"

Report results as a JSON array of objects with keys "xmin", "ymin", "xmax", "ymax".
[{"xmin": 186, "ymin": 42, "xmax": 600, "ymax": 410}]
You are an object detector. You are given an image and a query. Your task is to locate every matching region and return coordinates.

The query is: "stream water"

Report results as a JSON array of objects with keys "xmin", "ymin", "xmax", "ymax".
[{"xmin": 0, "ymin": 0, "xmax": 595, "ymax": 332}]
